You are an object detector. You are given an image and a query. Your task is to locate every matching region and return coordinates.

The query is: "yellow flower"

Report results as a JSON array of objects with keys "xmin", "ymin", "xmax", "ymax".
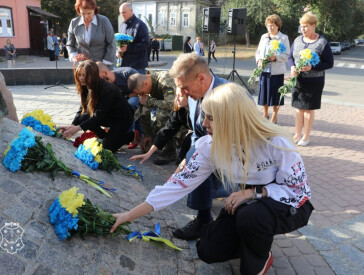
[
  {"xmin": 300, "ymin": 49, "xmax": 312, "ymax": 60},
  {"xmin": 83, "ymin": 137, "xmax": 103, "ymax": 161},
  {"xmin": 4, "ymin": 143, "xmax": 11, "ymax": 156},
  {"xmin": 270, "ymin": 40, "xmax": 279, "ymax": 51},
  {"xmin": 94, "ymin": 154, "xmax": 102, "ymax": 163},
  {"xmin": 59, "ymin": 187, "xmax": 85, "ymax": 216}
]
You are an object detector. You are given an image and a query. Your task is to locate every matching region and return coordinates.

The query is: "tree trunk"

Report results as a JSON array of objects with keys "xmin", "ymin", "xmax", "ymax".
[{"xmin": 245, "ymin": 30, "xmax": 251, "ymax": 48}]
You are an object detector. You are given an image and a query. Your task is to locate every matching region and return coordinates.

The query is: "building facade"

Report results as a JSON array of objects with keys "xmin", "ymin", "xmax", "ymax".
[
  {"xmin": 122, "ymin": 0, "xmax": 218, "ymax": 46},
  {"xmin": 0, "ymin": 0, "xmax": 58, "ymax": 55}
]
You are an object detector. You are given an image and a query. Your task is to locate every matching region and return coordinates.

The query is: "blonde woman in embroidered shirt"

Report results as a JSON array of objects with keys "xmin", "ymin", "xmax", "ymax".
[{"xmin": 111, "ymin": 83, "xmax": 313, "ymax": 275}]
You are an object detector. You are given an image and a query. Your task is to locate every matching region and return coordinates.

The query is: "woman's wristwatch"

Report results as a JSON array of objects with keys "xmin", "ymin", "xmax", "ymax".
[{"xmin": 179, "ymin": 164, "xmax": 184, "ymax": 170}]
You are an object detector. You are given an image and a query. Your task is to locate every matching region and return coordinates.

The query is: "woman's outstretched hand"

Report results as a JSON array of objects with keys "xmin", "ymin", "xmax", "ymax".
[
  {"xmin": 59, "ymin": 125, "xmax": 80, "ymax": 139},
  {"xmin": 130, "ymin": 152, "xmax": 152, "ymax": 164},
  {"xmin": 110, "ymin": 212, "xmax": 130, "ymax": 233}
]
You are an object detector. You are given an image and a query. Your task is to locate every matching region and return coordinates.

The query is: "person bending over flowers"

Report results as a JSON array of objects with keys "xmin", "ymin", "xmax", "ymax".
[
  {"xmin": 111, "ymin": 83, "xmax": 314, "ymax": 275},
  {"xmin": 60, "ymin": 60, "xmax": 134, "ymax": 152}
]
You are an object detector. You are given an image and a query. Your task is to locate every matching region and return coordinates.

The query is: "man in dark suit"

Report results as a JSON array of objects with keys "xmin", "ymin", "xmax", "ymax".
[
  {"xmin": 119, "ymin": 3, "xmax": 149, "ymax": 74},
  {"xmin": 169, "ymin": 54, "xmax": 254, "ymax": 240},
  {"xmin": 169, "ymin": 54, "xmax": 228, "ymax": 240}
]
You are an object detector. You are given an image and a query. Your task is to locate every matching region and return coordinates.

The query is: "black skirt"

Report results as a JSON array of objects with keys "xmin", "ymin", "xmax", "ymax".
[
  {"xmin": 291, "ymin": 80, "xmax": 325, "ymax": 110},
  {"xmin": 257, "ymin": 73, "xmax": 284, "ymax": 106}
]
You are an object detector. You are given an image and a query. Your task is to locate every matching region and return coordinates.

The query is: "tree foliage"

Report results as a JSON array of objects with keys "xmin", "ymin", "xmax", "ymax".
[
  {"xmin": 41, "ymin": 0, "xmax": 121, "ymax": 34},
  {"xmin": 221, "ymin": 0, "xmax": 364, "ymax": 43}
]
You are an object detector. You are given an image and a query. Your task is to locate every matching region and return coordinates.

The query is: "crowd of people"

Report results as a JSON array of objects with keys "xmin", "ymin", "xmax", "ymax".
[{"xmin": 4, "ymin": 0, "xmax": 335, "ymax": 272}]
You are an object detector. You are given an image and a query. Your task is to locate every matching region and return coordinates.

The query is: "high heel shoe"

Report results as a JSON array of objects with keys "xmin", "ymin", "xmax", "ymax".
[
  {"xmin": 258, "ymin": 251, "xmax": 273, "ymax": 275},
  {"xmin": 128, "ymin": 129, "xmax": 139, "ymax": 149}
]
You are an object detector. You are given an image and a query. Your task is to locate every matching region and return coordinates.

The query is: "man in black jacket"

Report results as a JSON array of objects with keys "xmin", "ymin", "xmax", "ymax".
[
  {"xmin": 119, "ymin": 3, "xmax": 149, "ymax": 74},
  {"xmin": 151, "ymin": 38, "xmax": 160, "ymax": 61}
]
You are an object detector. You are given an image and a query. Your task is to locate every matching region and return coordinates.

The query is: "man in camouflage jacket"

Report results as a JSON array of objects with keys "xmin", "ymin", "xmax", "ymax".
[{"xmin": 128, "ymin": 71, "xmax": 177, "ymax": 165}]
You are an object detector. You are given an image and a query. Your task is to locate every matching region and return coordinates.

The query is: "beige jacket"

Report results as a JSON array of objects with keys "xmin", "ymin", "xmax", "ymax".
[{"xmin": 255, "ymin": 31, "xmax": 290, "ymax": 75}]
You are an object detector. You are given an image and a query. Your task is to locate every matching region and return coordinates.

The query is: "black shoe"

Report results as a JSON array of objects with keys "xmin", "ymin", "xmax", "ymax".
[
  {"xmin": 172, "ymin": 218, "xmax": 205, "ymax": 240},
  {"xmin": 153, "ymin": 150, "xmax": 177, "ymax": 165}
]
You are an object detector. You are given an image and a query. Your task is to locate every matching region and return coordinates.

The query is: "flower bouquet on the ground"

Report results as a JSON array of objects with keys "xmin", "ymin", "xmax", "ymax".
[
  {"xmin": 74, "ymin": 131, "xmax": 143, "ymax": 180},
  {"xmin": 21, "ymin": 109, "xmax": 62, "ymax": 137},
  {"xmin": 49, "ymin": 187, "xmax": 182, "ymax": 251},
  {"xmin": 49, "ymin": 187, "xmax": 131, "ymax": 240},
  {"xmin": 248, "ymin": 40, "xmax": 287, "ymax": 85},
  {"xmin": 3, "ymin": 127, "xmax": 112, "ymax": 197},
  {"xmin": 278, "ymin": 49, "xmax": 320, "ymax": 101}
]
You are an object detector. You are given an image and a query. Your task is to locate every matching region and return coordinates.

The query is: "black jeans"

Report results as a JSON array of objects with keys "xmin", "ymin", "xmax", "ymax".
[
  {"xmin": 152, "ymin": 49, "xmax": 159, "ymax": 61},
  {"xmin": 197, "ymin": 198, "xmax": 314, "ymax": 275}
]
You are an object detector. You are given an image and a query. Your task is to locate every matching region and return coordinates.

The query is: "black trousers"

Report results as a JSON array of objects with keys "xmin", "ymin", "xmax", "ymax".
[
  {"xmin": 152, "ymin": 49, "xmax": 159, "ymax": 61},
  {"xmin": 197, "ymin": 198, "xmax": 314, "ymax": 275},
  {"xmin": 77, "ymin": 113, "xmax": 134, "ymax": 153},
  {"xmin": 49, "ymin": 50, "xmax": 55, "ymax": 61}
]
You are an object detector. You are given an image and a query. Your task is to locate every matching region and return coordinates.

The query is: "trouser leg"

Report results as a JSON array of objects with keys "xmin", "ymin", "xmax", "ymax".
[{"xmin": 198, "ymin": 198, "xmax": 313, "ymax": 274}]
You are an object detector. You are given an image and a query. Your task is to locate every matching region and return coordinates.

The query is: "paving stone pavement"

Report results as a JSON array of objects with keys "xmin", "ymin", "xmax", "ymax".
[{"xmin": 1, "ymin": 78, "xmax": 364, "ymax": 274}]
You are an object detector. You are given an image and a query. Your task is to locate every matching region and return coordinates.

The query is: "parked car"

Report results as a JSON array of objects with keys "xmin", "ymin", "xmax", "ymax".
[
  {"xmin": 343, "ymin": 41, "xmax": 351, "ymax": 50},
  {"xmin": 359, "ymin": 39, "xmax": 364, "ymax": 44},
  {"xmin": 354, "ymin": 39, "xmax": 360, "ymax": 45},
  {"xmin": 340, "ymin": 42, "xmax": 347, "ymax": 51},
  {"xmin": 330, "ymin": 42, "xmax": 341, "ymax": 55}
]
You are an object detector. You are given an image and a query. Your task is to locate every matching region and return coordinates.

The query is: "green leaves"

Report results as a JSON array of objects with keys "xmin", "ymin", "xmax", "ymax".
[
  {"xmin": 20, "ymin": 136, "xmax": 71, "ymax": 180},
  {"xmin": 74, "ymin": 198, "xmax": 131, "ymax": 238}
]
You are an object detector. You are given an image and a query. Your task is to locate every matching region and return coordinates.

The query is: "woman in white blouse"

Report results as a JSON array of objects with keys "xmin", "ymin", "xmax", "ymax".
[{"xmin": 111, "ymin": 83, "xmax": 313, "ymax": 275}]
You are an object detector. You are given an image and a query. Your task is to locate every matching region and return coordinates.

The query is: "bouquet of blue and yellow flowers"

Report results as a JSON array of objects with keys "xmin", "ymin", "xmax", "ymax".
[
  {"xmin": 49, "ymin": 187, "xmax": 182, "ymax": 251},
  {"xmin": 248, "ymin": 40, "xmax": 286, "ymax": 84},
  {"xmin": 114, "ymin": 33, "xmax": 134, "ymax": 48},
  {"xmin": 3, "ymin": 127, "xmax": 113, "ymax": 197},
  {"xmin": 75, "ymin": 133, "xmax": 143, "ymax": 180},
  {"xmin": 21, "ymin": 109, "xmax": 62, "ymax": 137},
  {"xmin": 49, "ymin": 187, "xmax": 131, "ymax": 240},
  {"xmin": 278, "ymin": 49, "xmax": 320, "ymax": 101}
]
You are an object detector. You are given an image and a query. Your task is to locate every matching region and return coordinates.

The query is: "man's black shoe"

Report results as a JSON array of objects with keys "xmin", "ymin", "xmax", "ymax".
[
  {"xmin": 172, "ymin": 218, "xmax": 205, "ymax": 240},
  {"xmin": 153, "ymin": 150, "xmax": 177, "ymax": 165}
]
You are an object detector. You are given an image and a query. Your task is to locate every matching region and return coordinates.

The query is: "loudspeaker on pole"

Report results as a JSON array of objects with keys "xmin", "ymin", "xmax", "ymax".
[
  {"xmin": 227, "ymin": 8, "xmax": 247, "ymax": 35},
  {"xmin": 202, "ymin": 7, "xmax": 221, "ymax": 33}
]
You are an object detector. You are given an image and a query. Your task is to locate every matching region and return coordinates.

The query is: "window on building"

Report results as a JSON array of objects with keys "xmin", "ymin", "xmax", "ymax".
[
  {"xmin": 182, "ymin": 13, "xmax": 189, "ymax": 27},
  {"xmin": 158, "ymin": 12, "xmax": 164, "ymax": 26},
  {"xmin": 170, "ymin": 12, "xmax": 176, "ymax": 27},
  {"xmin": 0, "ymin": 7, "xmax": 14, "ymax": 37}
]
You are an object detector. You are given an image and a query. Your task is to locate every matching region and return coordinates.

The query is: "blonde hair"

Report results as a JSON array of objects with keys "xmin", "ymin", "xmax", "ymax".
[
  {"xmin": 202, "ymin": 83, "xmax": 294, "ymax": 190},
  {"xmin": 265, "ymin": 14, "xmax": 282, "ymax": 30},
  {"xmin": 169, "ymin": 53, "xmax": 210, "ymax": 80},
  {"xmin": 300, "ymin": 11, "xmax": 318, "ymax": 26}
]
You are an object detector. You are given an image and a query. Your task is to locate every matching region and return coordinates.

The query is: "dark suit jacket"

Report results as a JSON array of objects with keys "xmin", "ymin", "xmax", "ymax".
[
  {"xmin": 67, "ymin": 14, "xmax": 116, "ymax": 65},
  {"xmin": 184, "ymin": 42, "xmax": 193, "ymax": 53},
  {"xmin": 120, "ymin": 14, "xmax": 149, "ymax": 70},
  {"xmin": 188, "ymin": 75, "xmax": 228, "ymax": 145},
  {"xmin": 72, "ymin": 79, "xmax": 133, "ymax": 135}
]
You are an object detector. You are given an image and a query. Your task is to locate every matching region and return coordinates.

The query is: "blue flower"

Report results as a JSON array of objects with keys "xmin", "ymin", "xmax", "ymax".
[
  {"xmin": 3, "ymin": 128, "xmax": 36, "ymax": 172},
  {"xmin": 49, "ymin": 199, "xmax": 79, "ymax": 241},
  {"xmin": 75, "ymin": 145, "xmax": 99, "ymax": 170},
  {"xmin": 308, "ymin": 52, "xmax": 320, "ymax": 66}
]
